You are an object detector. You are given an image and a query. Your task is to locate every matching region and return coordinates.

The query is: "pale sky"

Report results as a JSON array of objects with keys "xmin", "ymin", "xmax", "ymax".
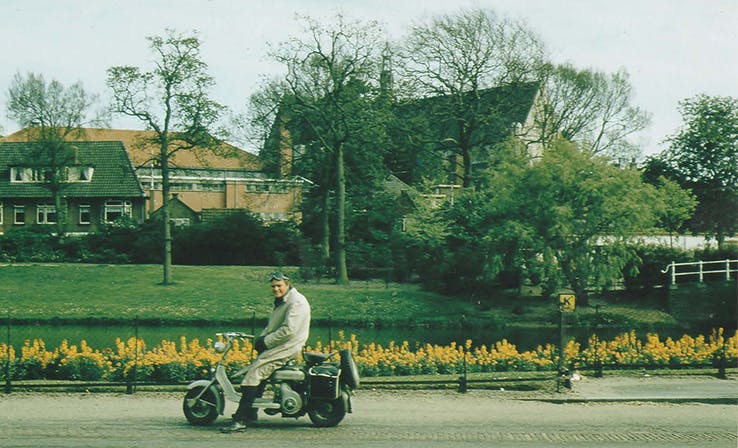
[{"xmin": 1, "ymin": 0, "xmax": 736, "ymax": 156}]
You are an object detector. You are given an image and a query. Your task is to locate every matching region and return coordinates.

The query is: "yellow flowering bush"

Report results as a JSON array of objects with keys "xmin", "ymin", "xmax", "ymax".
[{"xmin": 0, "ymin": 328, "xmax": 735, "ymax": 382}]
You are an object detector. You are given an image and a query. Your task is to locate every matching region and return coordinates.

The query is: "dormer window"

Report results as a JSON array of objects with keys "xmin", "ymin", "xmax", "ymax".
[
  {"xmin": 79, "ymin": 167, "xmax": 91, "ymax": 181},
  {"xmin": 70, "ymin": 166, "xmax": 94, "ymax": 182},
  {"xmin": 10, "ymin": 167, "xmax": 51, "ymax": 183},
  {"xmin": 10, "ymin": 167, "xmax": 33, "ymax": 182},
  {"xmin": 10, "ymin": 166, "xmax": 93, "ymax": 183}
]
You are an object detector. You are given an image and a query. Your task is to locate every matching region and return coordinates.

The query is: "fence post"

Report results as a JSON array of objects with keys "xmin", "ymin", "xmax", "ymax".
[
  {"xmin": 328, "ymin": 315, "xmax": 333, "ymax": 352},
  {"xmin": 458, "ymin": 344, "xmax": 468, "ymax": 393},
  {"xmin": 127, "ymin": 316, "xmax": 139, "ymax": 394},
  {"xmin": 726, "ymin": 260, "xmax": 731, "ymax": 282},
  {"xmin": 458, "ymin": 314, "xmax": 468, "ymax": 393},
  {"xmin": 593, "ymin": 305, "xmax": 603, "ymax": 378},
  {"xmin": 698, "ymin": 260, "xmax": 704, "ymax": 282},
  {"xmin": 670, "ymin": 261, "xmax": 676, "ymax": 285},
  {"xmin": 557, "ymin": 307, "xmax": 567, "ymax": 391},
  {"xmin": 4, "ymin": 310, "xmax": 10, "ymax": 394}
]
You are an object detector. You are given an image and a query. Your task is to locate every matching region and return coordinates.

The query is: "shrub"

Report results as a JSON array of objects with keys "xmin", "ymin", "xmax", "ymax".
[
  {"xmin": 0, "ymin": 226, "xmax": 63, "ymax": 262},
  {"xmin": 173, "ymin": 212, "xmax": 268, "ymax": 265}
]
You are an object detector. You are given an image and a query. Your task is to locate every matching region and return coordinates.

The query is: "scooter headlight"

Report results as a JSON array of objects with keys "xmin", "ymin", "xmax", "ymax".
[{"xmin": 214, "ymin": 341, "xmax": 226, "ymax": 353}]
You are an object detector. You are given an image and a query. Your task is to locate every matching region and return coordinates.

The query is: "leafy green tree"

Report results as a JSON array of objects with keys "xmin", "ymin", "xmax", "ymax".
[
  {"xmin": 396, "ymin": 193, "xmax": 454, "ymax": 291},
  {"xmin": 398, "ymin": 7, "xmax": 545, "ymax": 187},
  {"xmin": 649, "ymin": 95, "xmax": 738, "ymax": 247},
  {"xmin": 650, "ymin": 176, "xmax": 697, "ymax": 247},
  {"xmin": 6, "ymin": 72, "xmax": 105, "ymax": 235},
  {"xmin": 426, "ymin": 139, "xmax": 665, "ymax": 303},
  {"xmin": 491, "ymin": 140, "xmax": 667, "ymax": 302},
  {"xmin": 249, "ymin": 15, "xmax": 390, "ymax": 284},
  {"xmin": 107, "ymin": 29, "xmax": 227, "ymax": 284}
]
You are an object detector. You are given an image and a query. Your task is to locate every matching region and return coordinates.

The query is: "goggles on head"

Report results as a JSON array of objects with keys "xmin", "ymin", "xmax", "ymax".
[{"xmin": 269, "ymin": 271, "xmax": 289, "ymax": 282}]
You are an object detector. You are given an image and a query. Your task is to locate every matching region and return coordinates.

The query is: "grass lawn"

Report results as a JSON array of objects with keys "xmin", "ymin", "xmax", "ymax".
[
  {"xmin": 0, "ymin": 263, "xmax": 678, "ymax": 328},
  {"xmin": 0, "ymin": 263, "xmax": 476, "ymax": 326}
]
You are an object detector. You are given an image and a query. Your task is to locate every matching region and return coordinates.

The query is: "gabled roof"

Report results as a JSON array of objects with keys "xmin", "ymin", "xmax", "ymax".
[
  {"xmin": 0, "ymin": 141, "xmax": 145, "ymax": 198},
  {"xmin": 396, "ymin": 82, "xmax": 540, "ymax": 147},
  {"xmin": 4, "ymin": 128, "xmax": 262, "ymax": 171},
  {"xmin": 383, "ymin": 173, "xmax": 418, "ymax": 197}
]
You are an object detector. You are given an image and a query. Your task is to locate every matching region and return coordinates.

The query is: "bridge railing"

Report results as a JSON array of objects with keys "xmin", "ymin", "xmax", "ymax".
[{"xmin": 661, "ymin": 259, "xmax": 738, "ymax": 285}]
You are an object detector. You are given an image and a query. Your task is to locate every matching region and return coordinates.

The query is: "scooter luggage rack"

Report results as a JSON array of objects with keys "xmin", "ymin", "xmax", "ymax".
[{"xmin": 303, "ymin": 351, "xmax": 337, "ymax": 367}]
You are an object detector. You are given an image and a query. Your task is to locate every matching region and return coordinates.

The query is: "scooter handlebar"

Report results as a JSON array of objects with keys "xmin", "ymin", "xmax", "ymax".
[{"xmin": 215, "ymin": 332, "xmax": 255, "ymax": 340}]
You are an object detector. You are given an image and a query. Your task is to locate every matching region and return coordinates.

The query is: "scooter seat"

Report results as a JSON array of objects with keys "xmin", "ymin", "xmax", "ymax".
[{"xmin": 303, "ymin": 351, "xmax": 334, "ymax": 367}]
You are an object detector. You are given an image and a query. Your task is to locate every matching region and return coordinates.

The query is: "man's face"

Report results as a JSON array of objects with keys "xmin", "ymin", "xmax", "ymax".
[{"xmin": 271, "ymin": 279, "xmax": 289, "ymax": 298}]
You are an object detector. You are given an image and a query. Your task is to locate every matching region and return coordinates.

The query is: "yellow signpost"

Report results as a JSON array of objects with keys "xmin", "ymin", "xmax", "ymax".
[
  {"xmin": 556, "ymin": 291, "xmax": 575, "ymax": 392},
  {"xmin": 559, "ymin": 293, "xmax": 576, "ymax": 312}
]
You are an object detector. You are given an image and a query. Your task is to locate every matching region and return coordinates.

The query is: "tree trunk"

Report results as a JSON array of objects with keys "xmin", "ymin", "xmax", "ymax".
[
  {"xmin": 460, "ymin": 132, "xmax": 472, "ymax": 188},
  {"xmin": 52, "ymin": 191, "xmax": 66, "ymax": 238},
  {"xmin": 320, "ymin": 189, "xmax": 331, "ymax": 260},
  {"xmin": 334, "ymin": 143, "xmax": 349, "ymax": 285},
  {"xmin": 161, "ymin": 148, "xmax": 172, "ymax": 285}
]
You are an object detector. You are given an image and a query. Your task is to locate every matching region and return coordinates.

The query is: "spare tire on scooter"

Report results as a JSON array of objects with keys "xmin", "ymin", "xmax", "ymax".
[{"xmin": 339, "ymin": 349, "xmax": 360, "ymax": 389}]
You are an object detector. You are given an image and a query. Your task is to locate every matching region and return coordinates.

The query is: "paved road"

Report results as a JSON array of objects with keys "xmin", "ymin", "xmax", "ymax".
[{"xmin": 1, "ymin": 389, "xmax": 736, "ymax": 447}]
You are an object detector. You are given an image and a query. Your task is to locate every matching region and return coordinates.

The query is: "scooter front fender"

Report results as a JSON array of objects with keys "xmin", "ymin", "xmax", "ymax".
[{"xmin": 186, "ymin": 381, "xmax": 225, "ymax": 416}]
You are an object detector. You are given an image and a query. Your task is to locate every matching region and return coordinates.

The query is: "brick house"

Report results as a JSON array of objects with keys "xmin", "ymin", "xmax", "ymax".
[
  {"xmin": 5, "ymin": 128, "xmax": 310, "ymax": 224},
  {"xmin": 0, "ymin": 140, "xmax": 146, "ymax": 234}
]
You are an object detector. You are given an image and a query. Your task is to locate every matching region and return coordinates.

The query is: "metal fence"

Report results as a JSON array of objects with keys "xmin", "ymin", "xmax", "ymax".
[
  {"xmin": 2, "ymin": 310, "xmax": 734, "ymax": 395},
  {"xmin": 661, "ymin": 259, "xmax": 738, "ymax": 285}
]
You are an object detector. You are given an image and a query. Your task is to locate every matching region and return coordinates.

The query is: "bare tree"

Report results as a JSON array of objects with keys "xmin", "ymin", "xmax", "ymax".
[
  {"xmin": 107, "ymin": 29, "xmax": 226, "ymax": 285},
  {"xmin": 6, "ymin": 72, "xmax": 105, "ymax": 235},
  {"xmin": 531, "ymin": 64, "xmax": 651, "ymax": 160},
  {"xmin": 398, "ymin": 8, "xmax": 546, "ymax": 187},
  {"xmin": 250, "ymin": 14, "xmax": 386, "ymax": 284}
]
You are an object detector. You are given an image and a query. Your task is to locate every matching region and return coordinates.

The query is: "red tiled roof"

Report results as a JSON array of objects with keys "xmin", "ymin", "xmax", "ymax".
[{"xmin": 4, "ymin": 128, "xmax": 263, "ymax": 171}]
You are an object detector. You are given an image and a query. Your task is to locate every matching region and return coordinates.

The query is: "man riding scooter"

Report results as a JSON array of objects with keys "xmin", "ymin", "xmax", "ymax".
[{"xmin": 222, "ymin": 271, "xmax": 311, "ymax": 433}]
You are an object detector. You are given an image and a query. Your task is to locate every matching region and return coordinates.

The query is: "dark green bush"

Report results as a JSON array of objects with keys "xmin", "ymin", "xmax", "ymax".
[
  {"xmin": 622, "ymin": 245, "xmax": 692, "ymax": 290},
  {"xmin": 173, "ymin": 211, "xmax": 268, "ymax": 265},
  {"xmin": 0, "ymin": 226, "xmax": 63, "ymax": 262}
]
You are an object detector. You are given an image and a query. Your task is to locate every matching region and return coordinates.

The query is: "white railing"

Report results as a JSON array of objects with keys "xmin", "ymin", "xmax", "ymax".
[{"xmin": 661, "ymin": 259, "xmax": 738, "ymax": 285}]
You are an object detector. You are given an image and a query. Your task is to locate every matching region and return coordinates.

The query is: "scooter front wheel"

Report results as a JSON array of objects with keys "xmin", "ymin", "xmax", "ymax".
[
  {"xmin": 183, "ymin": 386, "xmax": 221, "ymax": 426},
  {"xmin": 308, "ymin": 397, "xmax": 346, "ymax": 427}
]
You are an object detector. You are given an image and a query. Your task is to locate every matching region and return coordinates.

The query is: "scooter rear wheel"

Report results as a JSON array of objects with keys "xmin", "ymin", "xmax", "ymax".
[
  {"xmin": 183, "ymin": 386, "xmax": 220, "ymax": 426},
  {"xmin": 308, "ymin": 397, "xmax": 346, "ymax": 427}
]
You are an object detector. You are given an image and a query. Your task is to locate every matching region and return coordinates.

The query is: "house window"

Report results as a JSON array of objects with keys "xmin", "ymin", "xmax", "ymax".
[
  {"xmin": 170, "ymin": 218, "xmax": 191, "ymax": 227},
  {"xmin": 68, "ymin": 166, "xmax": 94, "ymax": 182},
  {"xmin": 245, "ymin": 183, "xmax": 272, "ymax": 193},
  {"xmin": 37, "ymin": 204, "xmax": 57, "ymax": 224},
  {"xmin": 14, "ymin": 205, "xmax": 25, "ymax": 225},
  {"xmin": 260, "ymin": 212, "xmax": 288, "ymax": 221},
  {"xmin": 11, "ymin": 166, "xmax": 93, "ymax": 183},
  {"xmin": 103, "ymin": 200, "xmax": 132, "ymax": 223},
  {"xmin": 28, "ymin": 168, "xmax": 51, "ymax": 182},
  {"xmin": 78, "ymin": 166, "xmax": 93, "ymax": 181},
  {"xmin": 79, "ymin": 205, "xmax": 91, "ymax": 225}
]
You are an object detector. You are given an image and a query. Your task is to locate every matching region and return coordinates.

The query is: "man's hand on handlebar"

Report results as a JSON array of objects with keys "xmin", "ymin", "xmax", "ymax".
[{"xmin": 254, "ymin": 336, "xmax": 267, "ymax": 354}]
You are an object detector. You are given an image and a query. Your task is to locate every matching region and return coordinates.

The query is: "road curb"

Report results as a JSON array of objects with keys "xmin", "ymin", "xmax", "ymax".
[{"xmin": 521, "ymin": 397, "xmax": 738, "ymax": 405}]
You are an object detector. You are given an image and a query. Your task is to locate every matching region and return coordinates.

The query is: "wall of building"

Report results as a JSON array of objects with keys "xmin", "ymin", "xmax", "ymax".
[
  {"xmin": 141, "ymin": 178, "xmax": 305, "ymax": 223},
  {"xmin": 0, "ymin": 198, "xmax": 145, "ymax": 234}
]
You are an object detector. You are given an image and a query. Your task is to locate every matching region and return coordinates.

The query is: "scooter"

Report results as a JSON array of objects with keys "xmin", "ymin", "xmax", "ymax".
[{"xmin": 183, "ymin": 332, "xmax": 360, "ymax": 427}]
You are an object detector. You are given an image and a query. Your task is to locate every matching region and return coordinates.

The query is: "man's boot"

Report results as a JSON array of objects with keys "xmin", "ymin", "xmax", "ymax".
[
  {"xmin": 246, "ymin": 381, "xmax": 268, "ymax": 421},
  {"xmin": 222, "ymin": 386, "xmax": 258, "ymax": 433}
]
